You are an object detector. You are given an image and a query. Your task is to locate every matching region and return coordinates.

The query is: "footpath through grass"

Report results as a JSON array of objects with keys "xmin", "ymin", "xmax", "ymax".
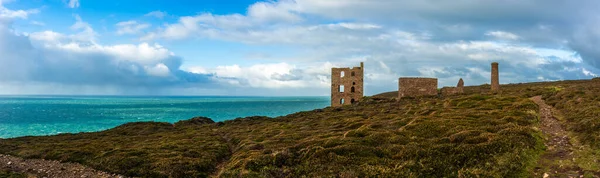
[
  {"xmin": 542, "ymin": 79, "xmax": 600, "ymax": 174},
  {"xmin": 544, "ymin": 79, "xmax": 600, "ymax": 149},
  {"xmin": 467, "ymin": 79, "xmax": 600, "ymax": 176}
]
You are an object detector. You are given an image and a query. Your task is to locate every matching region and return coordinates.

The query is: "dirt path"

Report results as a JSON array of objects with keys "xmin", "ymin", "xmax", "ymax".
[
  {"xmin": 0, "ymin": 154, "xmax": 123, "ymax": 178},
  {"xmin": 210, "ymin": 132, "xmax": 238, "ymax": 178},
  {"xmin": 531, "ymin": 96, "xmax": 586, "ymax": 178}
]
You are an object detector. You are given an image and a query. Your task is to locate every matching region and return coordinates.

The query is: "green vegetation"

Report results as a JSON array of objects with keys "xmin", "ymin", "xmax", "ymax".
[
  {"xmin": 541, "ymin": 80, "xmax": 600, "ymax": 173},
  {"xmin": 1, "ymin": 79, "xmax": 600, "ymax": 177},
  {"xmin": 0, "ymin": 170, "xmax": 27, "ymax": 178},
  {"xmin": 544, "ymin": 81, "xmax": 600, "ymax": 148}
]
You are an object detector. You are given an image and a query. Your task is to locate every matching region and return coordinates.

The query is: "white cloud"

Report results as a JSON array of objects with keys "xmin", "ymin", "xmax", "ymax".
[
  {"xmin": 328, "ymin": 23, "xmax": 381, "ymax": 30},
  {"xmin": 48, "ymin": 42, "xmax": 176, "ymax": 65},
  {"xmin": 146, "ymin": 13, "xmax": 256, "ymax": 40},
  {"xmin": 0, "ymin": 11, "xmax": 220, "ymax": 95},
  {"xmin": 485, "ymin": 31, "xmax": 520, "ymax": 40},
  {"xmin": 68, "ymin": 0, "xmax": 79, "ymax": 8},
  {"xmin": 191, "ymin": 62, "xmax": 331, "ymax": 89},
  {"xmin": 116, "ymin": 20, "xmax": 150, "ymax": 35},
  {"xmin": 70, "ymin": 15, "xmax": 96, "ymax": 42},
  {"xmin": 247, "ymin": 1, "xmax": 302, "ymax": 23},
  {"xmin": 29, "ymin": 31, "xmax": 65, "ymax": 42},
  {"xmin": 145, "ymin": 11, "xmax": 167, "ymax": 19},
  {"xmin": 582, "ymin": 68, "xmax": 598, "ymax": 77},
  {"xmin": 0, "ymin": 1, "xmax": 38, "ymax": 19},
  {"xmin": 186, "ymin": 66, "xmax": 208, "ymax": 74},
  {"xmin": 145, "ymin": 63, "xmax": 171, "ymax": 77},
  {"xmin": 31, "ymin": 21, "xmax": 45, "ymax": 26}
]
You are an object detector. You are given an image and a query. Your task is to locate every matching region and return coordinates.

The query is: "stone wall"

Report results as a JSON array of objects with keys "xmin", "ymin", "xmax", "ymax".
[
  {"xmin": 440, "ymin": 78, "xmax": 464, "ymax": 96},
  {"xmin": 398, "ymin": 78, "xmax": 438, "ymax": 99},
  {"xmin": 441, "ymin": 87, "xmax": 460, "ymax": 95},
  {"xmin": 331, "ymin": 62, "xmax": 364, "ymax": 107}
]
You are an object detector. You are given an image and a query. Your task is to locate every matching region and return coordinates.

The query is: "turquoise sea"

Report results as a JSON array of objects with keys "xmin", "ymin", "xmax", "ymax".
[{"xmin": 0, "ymin": 96, "xmax": 330, "ymax": 138}]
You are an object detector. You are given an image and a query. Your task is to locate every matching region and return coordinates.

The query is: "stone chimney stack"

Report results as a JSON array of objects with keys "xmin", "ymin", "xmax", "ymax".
[{"xmin": 491, "ymin": 62, "xmax": 500, "ymax": 92}]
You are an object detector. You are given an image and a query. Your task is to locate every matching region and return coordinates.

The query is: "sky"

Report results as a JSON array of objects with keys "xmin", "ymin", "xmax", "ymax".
[{"xmin": 1, "ymin": 0, "xmax": 599, "ymax": 96}]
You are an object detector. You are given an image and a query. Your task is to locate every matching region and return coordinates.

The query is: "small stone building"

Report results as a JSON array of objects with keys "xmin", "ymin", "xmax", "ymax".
[
  {"xmin": 398, "ymin": 78, "xmax": 438, "ymax": 99},
  {"xmin": 331, "ymin": 62, "xmax": 364, "ymax": 107}
]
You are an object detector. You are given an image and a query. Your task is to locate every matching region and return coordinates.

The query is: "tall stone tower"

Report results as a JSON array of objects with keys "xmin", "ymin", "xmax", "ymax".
[
  {"xmin": 491, "ymin": 62, "xmax": 500, "ymax": 92},
  {"xmin": 331, "ymin": 62, "xmax": 364, "ymax": 107}
]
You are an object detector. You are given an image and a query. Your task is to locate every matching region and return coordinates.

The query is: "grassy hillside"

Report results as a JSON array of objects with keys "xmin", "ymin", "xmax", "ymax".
[
  {"xmin": 544, "ymin": 78, "xmax": 600, "ymax": 148},
  {"xmin": 0, "ymin": 79, "xmax": 599, "ymax": 177}
]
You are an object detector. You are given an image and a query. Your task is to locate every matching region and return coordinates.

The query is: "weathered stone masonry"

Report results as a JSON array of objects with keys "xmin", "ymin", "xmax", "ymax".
[
  {"xmin": 398, "ymin": 78, "xmax": 438, "ymax": 99},
  {"xmin": 331, "ymin": 62, "xmax": 499, "ymax": 104},
  {"xmin": 440, "ymin": 78, "xmax": 464, "ymax": 95},
  {"xmin": 331, "ymin": 62, "xmax": 364, "ymax": 107},
  {"xmin": 491, "ymin": 62, "xmax": 500, "ymax": 92}
]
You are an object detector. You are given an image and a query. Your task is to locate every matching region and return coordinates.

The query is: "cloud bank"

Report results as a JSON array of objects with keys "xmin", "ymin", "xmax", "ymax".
[
  {"xmin": 0, "ymin": 11, "xmax": 220, "ymax": 95},
  {"xmin": 1, "ymin": 0, "xmax": 600, "ymax": 96},
  {"xmin": 138, "ymin": 0, "xmax": 600, "ymax": 94}
]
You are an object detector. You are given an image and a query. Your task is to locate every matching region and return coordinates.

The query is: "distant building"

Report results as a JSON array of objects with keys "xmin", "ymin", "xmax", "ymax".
[
  {"xmin": 331, "ymin": 62, "xmax": 364, "ymax": 107},
  {"xmin": 398, "ymin": 78, "xmax": 438, "ymax": 99}
]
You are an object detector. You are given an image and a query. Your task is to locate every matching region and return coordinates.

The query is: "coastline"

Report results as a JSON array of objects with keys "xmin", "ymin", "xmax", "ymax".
[
  {"xmin": 2, "ymin": 79, "xmax": 600, "ymax": 177},
  {"xmin": 0, "ymin": 96, "xmax": 329, "ymax": 139}
]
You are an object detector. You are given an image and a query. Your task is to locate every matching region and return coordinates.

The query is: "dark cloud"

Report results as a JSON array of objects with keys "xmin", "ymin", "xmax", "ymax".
[
  {"xmin": 295, "ymin": 0, "xmax": 600, "ymax": 68},
  {"xmin": 569, "ymin": 20, "xmax": 600, "ymax": 68}
]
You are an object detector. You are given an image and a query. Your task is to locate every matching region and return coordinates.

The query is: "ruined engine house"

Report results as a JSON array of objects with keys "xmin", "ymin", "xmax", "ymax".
[{"xmin": 331, "ymin": 62, "xmax": 364, "ymax": 107}]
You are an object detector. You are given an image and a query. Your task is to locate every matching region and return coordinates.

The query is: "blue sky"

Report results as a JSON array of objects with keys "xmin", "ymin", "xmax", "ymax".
[{"xmin": 1, "ymin": 0, "xmax": 600, "ymax": 96}]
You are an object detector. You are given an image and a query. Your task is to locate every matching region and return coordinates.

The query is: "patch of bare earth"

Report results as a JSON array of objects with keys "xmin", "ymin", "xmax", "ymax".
[
  {"xmin": 0, "ymin": 154, "xmax": 123, "ymax": 178},
  {"xmin": 531, "ymin": 96, "xmax": 594, "ymax": 178}
]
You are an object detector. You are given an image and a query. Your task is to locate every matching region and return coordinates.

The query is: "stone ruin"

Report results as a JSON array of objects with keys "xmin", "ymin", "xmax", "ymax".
[
  {"xmin": 330, "ymin": 62, "xmax": 500, "ymax": 104},
  {"xmin": 398, "ymin": 78, "xmax": 438, "ymax": 99},
  {"xmin": 396, "ymin": 62, "xmax": 500, "ymax": 98},
  {"xmin": 398, "ymin": 78, "xmax": 465, "ymax": 99},
  {"xmin": 441, "ymin": 78, "xmax": 465, "ymax": 95},
  {"xmin": 331, "ymin": 62, "xmax": 364, "ymax": 107},
  {"xmin": 491, "ymin": 62, "xmax": 500, "ymax": 92}
]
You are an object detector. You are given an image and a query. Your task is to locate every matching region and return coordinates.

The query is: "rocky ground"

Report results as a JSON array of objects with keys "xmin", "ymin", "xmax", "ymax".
[{"xmin": 0, "ymin": 154, "xmax": 123, "ymax": 178}]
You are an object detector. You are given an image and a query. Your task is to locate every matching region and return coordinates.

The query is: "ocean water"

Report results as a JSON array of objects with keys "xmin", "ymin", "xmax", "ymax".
[{"xmin": 0, "ymin": 96, "xmax": 330, "ymax": 138}]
